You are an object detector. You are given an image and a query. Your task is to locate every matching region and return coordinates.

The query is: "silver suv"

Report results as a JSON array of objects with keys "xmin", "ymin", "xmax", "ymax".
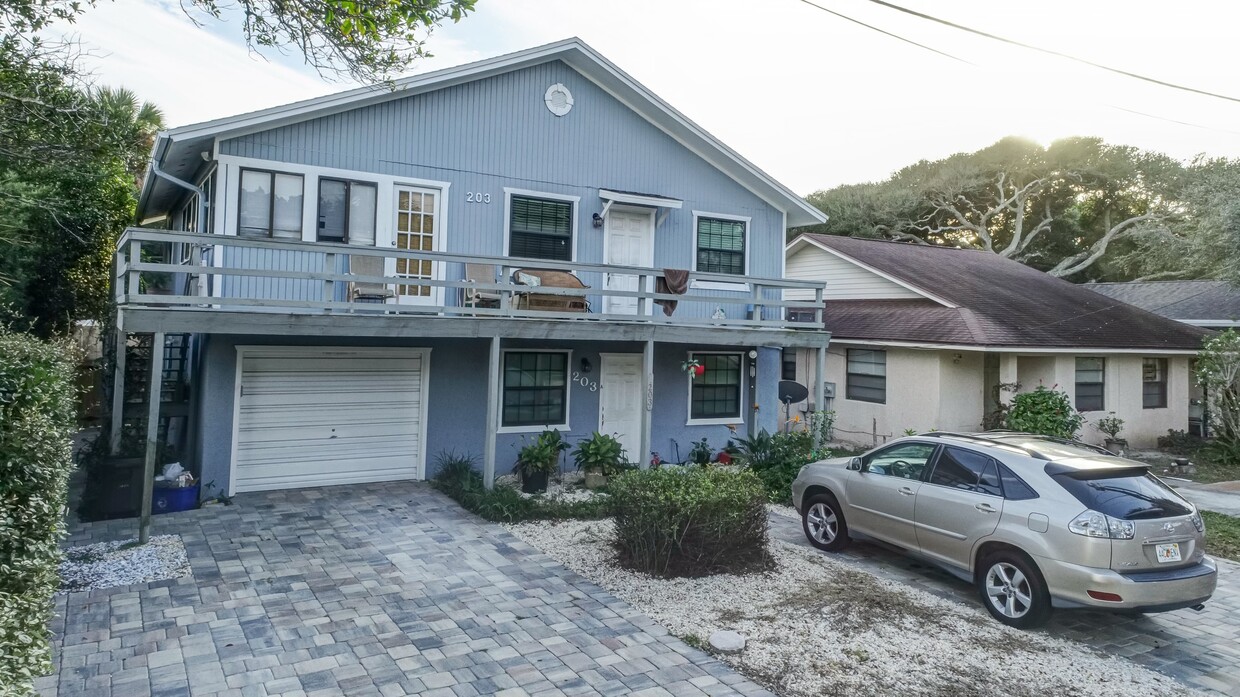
[{"xmin": 791, "ymin": 431, "xmax": 1217, "ymax": 628}]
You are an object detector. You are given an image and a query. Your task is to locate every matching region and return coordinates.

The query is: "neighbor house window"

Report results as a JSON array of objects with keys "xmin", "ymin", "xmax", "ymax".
[
  {"xmin": 502, "ymin": 351, "xmax": 569, "ymax": 428},
  {"xmin": 509, "ymin": 195, "xmax": 572, "ymax": 261},
  {"xmin": 846, "ymin": 349, "xmax": 886, "ymax": 404},
  {"xmin": 1075, "ymin": 357, "xmax": 1106, "ymax": 412},
  {"xmin": 695, "ymin": 216, "xmax": 746, "ymax": 275},
  {"xmin": 1143, "ymin": 358, "xmax": 1168, "ymax": 409},
  {"xmin": 782, "ymin": 349, "xmax": 797, "ymax": 381},
  {"xmin": 317, "ymin": 179, "xmax": 377, "ymax": 245},
  {"xmin": 689, "ymin": 353, "xmax": 742, "ymax": 421},
  {"xmin": 238, "ymin": 169, "xmax": 303, "ymax": 239}
]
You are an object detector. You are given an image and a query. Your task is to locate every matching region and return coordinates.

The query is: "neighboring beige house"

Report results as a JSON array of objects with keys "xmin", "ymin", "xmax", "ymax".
[{"xmin": 782, "ymin": 234, "xmax": 1211, "ymax": 449}]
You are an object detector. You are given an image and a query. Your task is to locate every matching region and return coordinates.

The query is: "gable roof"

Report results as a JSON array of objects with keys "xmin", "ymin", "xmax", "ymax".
[
  {"xmin": 790, "ymin": 234, "xmax": 1211, "ymax": 351},
  {"xmin": 139, "ymin": 38, "xmax": 825, "ymax": 227},
  {"xmin": 1087, "ymin": 281, "xmax": 1240, "ymax": 326}
]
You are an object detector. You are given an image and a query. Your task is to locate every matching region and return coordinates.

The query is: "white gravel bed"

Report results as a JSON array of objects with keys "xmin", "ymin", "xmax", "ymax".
[
  {"xmin": 495, "ymin": 472, "xmax": 609, "ymax": 504},
  {"xmin": 59, "ymin": 535, "xmax": 191, "ymax": 593},
  {"xmin": 506, "ymin": 519, "xmax": 1199, "ymax": 697}
]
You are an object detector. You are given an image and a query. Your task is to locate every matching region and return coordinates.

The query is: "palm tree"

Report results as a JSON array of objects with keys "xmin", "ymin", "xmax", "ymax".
[{"xmin": 93, "ymin": 86, "xmax": 165, "ymax": 184}]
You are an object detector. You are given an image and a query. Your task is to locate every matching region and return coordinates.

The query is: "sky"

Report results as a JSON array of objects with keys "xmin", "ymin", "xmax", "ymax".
[{"xmin": 56, "ymin": 0, "xmax": 1240, "ymax": 195}]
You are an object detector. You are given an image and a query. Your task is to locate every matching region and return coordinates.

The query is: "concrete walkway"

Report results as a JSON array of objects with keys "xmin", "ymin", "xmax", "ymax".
[
  {"xmin": 1171, "ymin": 480, "xmax": 1240, "ymax": 517},
  {"xmin": 769, "ymin": 513, "xmax": 1240, "ymax": 696},
  {"xmin": 41, "ymin": 483, "xmax": 774, "ymax": 697}
]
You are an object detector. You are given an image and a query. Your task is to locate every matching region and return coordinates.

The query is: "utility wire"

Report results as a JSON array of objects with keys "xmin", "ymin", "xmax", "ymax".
[
  {"xmin": 793, "ymin": 0, "xmax": 971, "ymax": 64},
  {"xmin": 862, "ymin": 0, "xmax": 1240, "ymax": 105}
]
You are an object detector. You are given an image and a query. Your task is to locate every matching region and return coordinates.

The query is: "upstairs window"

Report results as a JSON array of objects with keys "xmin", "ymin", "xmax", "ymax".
[
  {"xmin": 1075, "ymin": 357, "xmax": 1105, "ymax": 412},
  {"xmin": 846, "ymin": 349, "xmax": 886, "ymax": 404},
  {"xmin": 696, "ymin": 216, "xmax": 746, "ymax": 275},
  {"xmin": 509, "ymin": 195, "xmax": 573, "ymax": 261},
  {"xmin": 239, "ymin": 169, "xmax": 303, "ymax": 239},
  {"xmin": 317, "ymin": 178, "xmax": 377, "ymax": 245},
  {"xmin": 1143, "ymin": 358, "xmax": 1168, "ymax": 409}
]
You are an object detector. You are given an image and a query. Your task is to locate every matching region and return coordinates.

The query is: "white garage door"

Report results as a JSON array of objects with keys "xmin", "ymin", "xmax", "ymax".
[{"xmin": 233, "ymin": 347, "xmax": 428, "ymax": 493}]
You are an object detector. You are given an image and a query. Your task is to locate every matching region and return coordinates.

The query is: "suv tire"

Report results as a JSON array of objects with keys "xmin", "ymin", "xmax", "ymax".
[
  {"xmin": 976, "ymin": 550, "xmax": 1051, "ymax": 628},
  {"xmin": 802, "ymin": 493, "xmax": 850, "ymax": 552}
]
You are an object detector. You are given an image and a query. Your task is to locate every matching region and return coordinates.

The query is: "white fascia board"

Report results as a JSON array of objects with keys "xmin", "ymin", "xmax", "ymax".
[
  {"xmin": 795, "ymin": 236, "xmax": 958, "ymax": 308},
  {"xmin": 1182, "ymin": 319, "xmax": 1240, "ymax": 327},
  {"xmin": 828, "ymin": 338, "xmax": 1201, "ymax": 355},
  {"xmin": 598, "ymin": 189, "xmax": 682, "ymax": 209}
]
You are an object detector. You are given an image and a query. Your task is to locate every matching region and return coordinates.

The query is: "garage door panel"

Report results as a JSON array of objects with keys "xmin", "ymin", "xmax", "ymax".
[{"xmin": 234, "ymin": 348, "xmax": 426, "ymax": 493}]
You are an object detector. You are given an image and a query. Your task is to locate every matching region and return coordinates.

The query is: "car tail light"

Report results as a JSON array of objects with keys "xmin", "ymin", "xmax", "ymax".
[
  {"xmin": 1190, "ymin": 511, "xmax": 1205, "ymax": 532},
  {"xmin": 1087, "ymin": 590, "xmax": 1124, "ymax": 602},
  {"xmin": 1068, "ymin": 510, "xmax": 1135, "ymax": 540}
]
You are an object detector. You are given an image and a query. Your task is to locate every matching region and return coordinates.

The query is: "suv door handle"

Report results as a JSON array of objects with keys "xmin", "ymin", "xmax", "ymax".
[
  {"xmin": 975, "ymin": 502, "xmax": 997, "ymax": 513},
  {"xmin": 898, "ymin": 486, "xmax": 916, "ymax": 496}
]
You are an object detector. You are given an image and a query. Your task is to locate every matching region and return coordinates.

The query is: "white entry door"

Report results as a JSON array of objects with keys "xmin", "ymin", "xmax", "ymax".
[
  {"xmin": 391, "ymin": 186, "xmax": 440, "ymax": 305},
  {"xmin": 604, "ymin": 208, "xmax": 655, "ymax": 315},
  {"xmin": 599, "ymin": 354, "xmax": 643, "ymax": 462}
]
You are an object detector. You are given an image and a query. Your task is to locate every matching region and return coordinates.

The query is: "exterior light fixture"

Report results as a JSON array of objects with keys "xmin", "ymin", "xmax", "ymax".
[{"xmin": 592, "ymin": 213, "xmax": 603, "ymax": 228}]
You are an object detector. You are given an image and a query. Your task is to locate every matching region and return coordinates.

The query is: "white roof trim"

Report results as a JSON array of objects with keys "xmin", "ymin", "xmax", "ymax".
[
  {"xmin": 829, "ymin": 338, "xmax": 1201, "ymax": 355},
  {"xmin": 145, "ymin": 38, "xmax": 824, "ymax": 226},
  {"xmin": 786, "ymin": 236, "xmax": 958, "ymax": 308},
  {"xmin": 599, "ymin": 189, "xmax": 682, "ymax": 209},
  {"xmin": 1181, "ymin": 319, "xmax": 1240, "ymax": 327}
]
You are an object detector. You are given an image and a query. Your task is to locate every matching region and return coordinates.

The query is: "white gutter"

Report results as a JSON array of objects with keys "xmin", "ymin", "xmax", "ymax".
[{"xmin": 149, "ymin": 158, "xmax": 207, "ymax": 233}]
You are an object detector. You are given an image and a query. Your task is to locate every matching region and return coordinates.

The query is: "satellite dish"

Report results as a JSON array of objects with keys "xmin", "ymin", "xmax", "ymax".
[{"xmin": 778, "ymin": 380, "xmax": 809, "ymax": 404}]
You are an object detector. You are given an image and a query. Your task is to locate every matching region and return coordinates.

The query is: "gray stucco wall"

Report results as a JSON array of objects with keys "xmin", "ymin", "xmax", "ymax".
[{"xmin": 193, "ymin": 336, "xmax": 782, "ymax": 493}]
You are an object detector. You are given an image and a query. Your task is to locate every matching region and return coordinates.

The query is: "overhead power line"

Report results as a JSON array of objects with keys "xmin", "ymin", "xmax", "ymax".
[
  {"xmin": 793, "ymin": 0, "xmax": 971, "ymax": 64},
  {"xmin": 862, "ymin": 0, "xmax": 1240, "ymax": 105}
]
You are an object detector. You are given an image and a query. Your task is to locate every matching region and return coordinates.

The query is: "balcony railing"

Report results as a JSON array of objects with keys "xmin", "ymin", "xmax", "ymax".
[{"xmin": 114, "ymin": 229, "xmax": 825, "ymax": 331}]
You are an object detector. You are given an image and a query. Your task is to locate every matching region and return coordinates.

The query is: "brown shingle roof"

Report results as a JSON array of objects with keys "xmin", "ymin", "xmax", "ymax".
[
  {"xmin": 1086, "ymin": 281, "xmax": 1240, "ymax": 322},
  {"xmin": 798, "ymin": 234, "xmax": 1210, "ymax": 350}
]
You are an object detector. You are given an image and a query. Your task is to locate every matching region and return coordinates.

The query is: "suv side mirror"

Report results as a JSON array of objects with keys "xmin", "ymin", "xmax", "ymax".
[{"xmin": 848, "ymin": 457, "xmax": 863, "ymax": 471}]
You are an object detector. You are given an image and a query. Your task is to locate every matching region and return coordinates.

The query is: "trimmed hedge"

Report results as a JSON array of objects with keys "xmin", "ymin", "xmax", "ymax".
[
  {"xmin": 432, "ymin": 454, "xmax": 611, "ymax": 523},
  {"xmin": 0, "ymin": 328, "xmax": 77, "ymax": 694},
  {"xmin": 610, "ymin": 467, "xmax": 771, "ymax": 577}
]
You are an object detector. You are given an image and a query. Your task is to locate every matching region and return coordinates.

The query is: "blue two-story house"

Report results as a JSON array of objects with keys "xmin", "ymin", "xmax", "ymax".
[{"xmin": 117, "ymin": 38, "xmax": 829, "ymax": 496}]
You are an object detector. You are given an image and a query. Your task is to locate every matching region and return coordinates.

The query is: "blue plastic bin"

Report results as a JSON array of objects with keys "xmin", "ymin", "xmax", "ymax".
[{"xmin": 151, "ymin": 482, "xmax": 199, "ymax": 514}]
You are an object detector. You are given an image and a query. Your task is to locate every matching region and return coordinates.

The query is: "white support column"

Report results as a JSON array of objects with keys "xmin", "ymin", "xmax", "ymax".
[
  {"xmin": 482, "ymin": 336, "xmax": 501, "ymax": 489},
  {"xmin": 998, "ymin": 353, "xmax": 1019, "ymax": 407},
  {"xmin": 813, "ymin": 344, "xmax": 827, "ymax": 449},
  {"xmin": 641, "ymin": 339, "xmax": 654, "ymax": 469},
  {"xmin": 109, "ymin": 312, "xmax": 127, "ymax": 456},
  {"xmin": 139, "ymin": 332, "xmax": 165, "ymax": 545}
]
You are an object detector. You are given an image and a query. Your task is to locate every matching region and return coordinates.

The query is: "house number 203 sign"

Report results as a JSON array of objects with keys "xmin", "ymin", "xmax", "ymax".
[
  {"xmin": 571, "ymin": 371, "xmax": 598, "ymax": 392},
  {"xmin": 465, "ymin": 192, "xmax": 491, "ymax": 203}
]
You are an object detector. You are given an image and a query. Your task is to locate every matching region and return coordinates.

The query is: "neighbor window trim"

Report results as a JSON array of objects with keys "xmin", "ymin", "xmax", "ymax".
[
  {"xmin": 685, "ymin": 351, "xmax": 745, "ymax": 426},
  {"xmin": 236, "ymin": 167, "xmax": 304, "ymax": 239},
  {"xmin": 496, "ymin": 349, "xmax": 572, "ymax": 434},
  {"xmin": 316, "ymin": 177, "xmax": 378, "ymax": 245},
  {"xmin": 845, "ymin": 348, "xmax": 887, "ymax": 404},
  {"xmin": 690, "ymin": 210, "xmax": 751, "ymax": 291},
  {"xmin": 1143, "ymin": 357, "xmax": 1168, "ymax": 410},
  {"xmin": 1074, "ymin": 356, "xmax": 1106, "ymax": 412},
  {"xmin": 503, "ymin": 187, "xmax": 580, "ymax": 263}
]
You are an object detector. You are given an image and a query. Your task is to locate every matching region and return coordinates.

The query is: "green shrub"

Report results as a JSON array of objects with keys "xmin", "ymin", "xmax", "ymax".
[
  {"xmin": 1006, "ymin": 386, "xmax": 1084, "ymax": 439},
  {"xmin": 433, "ymin": 452, "xmax": 611, "ymax": 523},
  {"xmin": 609, "ymin": 467, "xmax": 771, "ymax": 577},
  {"xmin": 572, "ymin": 432, "xmax": 629, "ymax": 475},
  {"xmin": 733, "ymin": 429, "xmax": 823, "ymax": 503},
  {"xmin": 0, "ymin": 328, "xmax": 77, "ymax": 693}
]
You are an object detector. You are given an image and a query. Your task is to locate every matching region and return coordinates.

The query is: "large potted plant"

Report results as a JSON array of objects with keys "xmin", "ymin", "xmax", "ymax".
[
  {"xmin": 514, "ymin": 429, "xmax": 568, "ymax": 494},
  {"xmin": 1096, "ymin": 413, "xmax": 1127, "ymax": 453},
  {"xmin": 573, "ymin": 432, "xmax": 628, "ymax": 489}
]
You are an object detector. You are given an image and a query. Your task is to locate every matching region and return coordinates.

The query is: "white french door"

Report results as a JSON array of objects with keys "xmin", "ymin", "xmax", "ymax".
[{"xmin": 391, "ymin": 185, "xmax": 440, "ymax": 305}]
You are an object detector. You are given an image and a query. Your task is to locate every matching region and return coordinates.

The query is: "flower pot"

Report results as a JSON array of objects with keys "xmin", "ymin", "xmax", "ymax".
[
  {"xmin": 1104, "ymin": 438, "xmax": 1128, "ymax": 454},
  {"xmin": 521, "ymin": 470, "xmax": 549, "ymax": 494},
  {"xmin": 584, "ymin": 469, "xmax": 608, "ymax": 490}
]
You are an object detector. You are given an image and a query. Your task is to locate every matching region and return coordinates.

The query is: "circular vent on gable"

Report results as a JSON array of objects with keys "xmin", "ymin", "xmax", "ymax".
[{"xmin": 544, "ymin": 83, "xmax": 574, "ymax": 116}]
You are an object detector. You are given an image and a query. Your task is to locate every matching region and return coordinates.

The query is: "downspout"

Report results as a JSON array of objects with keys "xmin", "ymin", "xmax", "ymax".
[{"xmin": 149, "ymin": 159, "xmax": 207, "ymax": 234}]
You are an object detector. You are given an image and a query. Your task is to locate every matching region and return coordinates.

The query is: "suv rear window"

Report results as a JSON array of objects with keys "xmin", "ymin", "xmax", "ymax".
[{"xmin": 1052, "ymin": 470, "xmax": 1192, "ymax": 520}]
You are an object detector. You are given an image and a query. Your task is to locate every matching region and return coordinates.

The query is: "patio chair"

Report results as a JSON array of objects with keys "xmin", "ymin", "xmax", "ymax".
[
  {"xmin": 463, "ymin": 263, "xmax": 501, "ymax": 309},
  {"xmin": 512, "ymin": 268, "xmax": 590, "ymax": 313},
  {"xmin": 347, "ymin": 254, "xmax": 395, "ymax": 302}
]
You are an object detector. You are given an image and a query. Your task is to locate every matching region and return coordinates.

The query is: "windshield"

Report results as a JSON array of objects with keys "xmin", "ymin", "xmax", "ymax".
[{"xmin": 1053, "ymin": 471, "xmax": 1192, "ymax": 520}]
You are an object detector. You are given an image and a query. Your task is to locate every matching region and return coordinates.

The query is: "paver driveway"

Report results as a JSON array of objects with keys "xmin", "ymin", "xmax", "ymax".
[
  {"xmin": 41, "ymin": 483, "xmax": 774, "ymax": 697},
  {"xmin": 768, "ymin": 512, "xmax": 1240, "ymax": 696}
]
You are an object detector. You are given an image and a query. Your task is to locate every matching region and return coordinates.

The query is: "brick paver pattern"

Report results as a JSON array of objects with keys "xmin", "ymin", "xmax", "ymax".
[{"xmin": 40, "ymin": 483, "xmax": 776, "ymax": 697}]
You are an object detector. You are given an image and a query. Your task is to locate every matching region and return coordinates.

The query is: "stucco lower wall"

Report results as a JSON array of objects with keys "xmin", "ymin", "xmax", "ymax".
[
  {"xmin": 1071, "ymin": 354, "xmax": 1190, "ymax": 449},
  {"xmin": 815, "ymin": 345, "xmax": 947, "ymax": 447}
]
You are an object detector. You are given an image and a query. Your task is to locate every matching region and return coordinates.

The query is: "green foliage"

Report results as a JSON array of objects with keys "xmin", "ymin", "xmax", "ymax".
[
  {"xmin": 572, "ymin": 432, "xmax": 628, "ymax": 476},
  {"xmin": 0, "ymin": 328, "xmax": 78, "ymax": 693},
  {"xmin": 1095, "ymin": 413, "xmax": 1125, "ymax": 440},
  {"xmin": 514, "ymin": 429, "xmax": 569, "ymax": 477},
  {"xmin": 808, "ymin": 410, "xmax": 835, "ymax": 448},
  {"xmin": 433, "ymin": 452, "xmax": 610, "ymax": 523},
  {"xmin": 730, "ymin": 429, "xmax": 824, "ymax": 503},
  {"xmin": 609, "ymin": 468, "xmax": 771, "ymax": 577},
  {"xmin": 1006, "ymin": 386, "xmax": 1084, "ymax": 439},
  {"xmin": 1157, "ymin": 429, "xmax": 1207, "ymax": 456},
  {"xmin": 1197, "ymin": 329, "xmax": 1240, "ymax": 460},
  {"xmin": 687, "ymin": 438, "xmax": 712, "ymax": 465}
]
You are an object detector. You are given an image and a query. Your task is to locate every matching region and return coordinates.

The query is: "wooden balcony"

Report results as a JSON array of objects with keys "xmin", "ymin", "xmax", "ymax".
[{"xmin": 114, "ymin": 228, "xmax": 829, "ymax": 347}]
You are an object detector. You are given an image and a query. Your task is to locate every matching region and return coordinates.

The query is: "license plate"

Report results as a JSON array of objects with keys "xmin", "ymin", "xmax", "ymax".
[{"xmin": 1156, "ymin": 543, "xmax": 1182, "ymax": 563}]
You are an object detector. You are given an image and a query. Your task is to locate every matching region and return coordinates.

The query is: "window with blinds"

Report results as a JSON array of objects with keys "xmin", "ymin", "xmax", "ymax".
[
  {"xmin": 1143, "ymin": 358, "xmax": 1168, "ymax": 409},
  {"xmin": 696, "ymin": 217, "xmax": 746, "ymax": 275},
  {"xmin": 846, "ymin": 349, "xmax": 886, "ymax": 404},
  {"xmin": 1075, "ymin": 357, "xmax": 1106, "ymax": 412},
  {"xmin": 509, "ymin": 195, "xmax": 573, "ymax": 261}
]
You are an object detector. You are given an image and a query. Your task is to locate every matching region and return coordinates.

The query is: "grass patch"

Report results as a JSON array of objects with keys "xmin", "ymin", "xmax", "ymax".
[
  {"xmin": 1186, "ymin": 458, "xmax": 1240, "ymax": 485},
  {"xmin": 432, "ymin": 453, "xmax": 611, "ymax": 523},
  {"xmin": 1203, "ymin": 510, "xmax": 1240, "ymax": 562}
]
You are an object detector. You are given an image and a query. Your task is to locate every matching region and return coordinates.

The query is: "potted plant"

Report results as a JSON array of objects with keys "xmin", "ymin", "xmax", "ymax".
[
  {"xmin": 573, "ymin": 432, "xmax": 628, "ymax": 489},
  {"xmin": 1096, "ymin": 413, "xmax": 1127, "ymax": 453},
  {"xmin": 514, "ymin": 429, "xmax": 568, "ymax": 494},
  {"xmin": 688, "ymin": 437, "xmax": 712, "ymax": 466}
]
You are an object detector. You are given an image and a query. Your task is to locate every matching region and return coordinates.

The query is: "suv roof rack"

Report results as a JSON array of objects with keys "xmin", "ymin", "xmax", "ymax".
[
  {"xmin": 921, "ymin": 431, "xmax": 1049, "ymax": 460},
  {"xmin": 981, "ymin": 431, "xmax": 1117, "ymax": 458}
]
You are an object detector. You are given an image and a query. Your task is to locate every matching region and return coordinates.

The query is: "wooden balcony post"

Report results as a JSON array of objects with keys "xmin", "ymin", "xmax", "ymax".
[
  {"xmin": 641, "ymin": 339, "xmax": 654, "ymax": 469},
  {"xmin": 323, "ymin": 252, "xmax": 336, "ymax": 312},
  {"xmin": 108, "ymin": 314, "xmax": 127, "ymax": 456},
  {"xmin": 138, "ymin": 331, "xmax": 165, "ymax": 545},
  {"xmin": 638, "ymin": 274, "xmax": 650, "ymax": 317},
  {"xmin": 482, "ymin": 335, "xmax": 501, "ymax": 489},
  {"xmin": 128, "ymin": 238, "xmax": 141, "ymax": 300},
  {"xmin": 752, "ymin": 283, "xmax": 765, "ymax": 322},
  {"xmin": 813, "ymin": 343, "xmax": 827, "ymax": 450},
  {"xmin": 814, "ymin": 286, "xmax": 824, "ymax": 326}
]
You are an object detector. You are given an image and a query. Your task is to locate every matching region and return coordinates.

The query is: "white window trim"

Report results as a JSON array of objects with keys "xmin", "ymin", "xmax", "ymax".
[
  {"xmin": 497, "ymin": 348, "xmax": 573, "ymax": 434},
  {"xmin": 685, "ymin": 350, "xmax": 745, "ymax": 426},
  {"xmin": 690, "ymin": 210, "xmax": 751, "ymax": 291},
  {"xmin": 503, "ymin": 187, "xmax": 581, "ymax": 263}
]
